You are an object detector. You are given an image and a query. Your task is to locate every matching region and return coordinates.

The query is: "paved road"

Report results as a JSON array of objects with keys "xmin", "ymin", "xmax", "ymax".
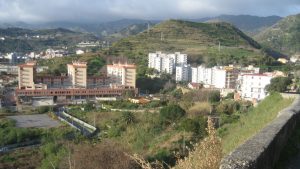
[{"xmin": 8, "ymin": 114, "xmax": 60, "ymax": 128}]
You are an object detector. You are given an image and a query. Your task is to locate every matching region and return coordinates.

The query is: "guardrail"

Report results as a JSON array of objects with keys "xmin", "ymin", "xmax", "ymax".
[
  {"xmin": 55, "ymin": 109, "xmax": 97, "ymax": 137},
  {"xmin": 0, "ymin": 139, "xmax": 41, "ymax": 154},
  {"xmin": 220, "ymin": 94, "xmax": 300, "ymax": 169}
]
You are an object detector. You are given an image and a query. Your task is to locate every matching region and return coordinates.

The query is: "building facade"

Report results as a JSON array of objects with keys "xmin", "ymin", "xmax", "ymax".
[
  {"xmin": 107, "ymin": 63, "xmax": 136, "ymax": 88},
  {"xmin": 67, "ymin": 61, "xmax": 87, "ymax": 88},
  {"xmin": 148, "ymin": 51, "xmax": 187, "ymax": 74},
  {"xmin": 175, "ymin": 64, "xmax": 191, "ymax": 82},
  {"xmin": 16, "ymin": 61, "xmax": 138, "ymax": 106},
  {"xmin": 239, "ymin": 73, "xmax": 273, "ymax": 101}
]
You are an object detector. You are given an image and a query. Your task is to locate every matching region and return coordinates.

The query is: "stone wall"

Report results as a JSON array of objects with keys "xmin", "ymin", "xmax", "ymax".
[{"xmin": 220, "ymin": 95, "xmax": 300, "ymax": 169}]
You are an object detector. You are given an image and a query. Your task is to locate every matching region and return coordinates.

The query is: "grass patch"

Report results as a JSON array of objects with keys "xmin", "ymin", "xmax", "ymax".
[{"xmin": 220, "ymin": 93, "xmax": 294, "ymax": 155}]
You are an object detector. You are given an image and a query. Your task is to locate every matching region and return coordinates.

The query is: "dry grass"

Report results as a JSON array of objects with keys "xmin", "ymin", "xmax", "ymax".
[
  {"xmin": 188, "ymin": 101, "xmax": 211, "ymax": 117},
  {"xmin": 128, "ymin": 118, "xmax": 222, "ymax": 169}
]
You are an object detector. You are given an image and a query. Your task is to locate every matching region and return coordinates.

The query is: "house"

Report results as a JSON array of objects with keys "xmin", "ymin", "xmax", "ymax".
[
  {"xmin": 188, "ymin": 82, "xmax": 201, "ymax": 89},
  {"xmin": 129, "ymin": 97, "xmax": 151, "ymax": 104},
  {"xmin": 76, "ymin": 50, "xmax": 85, "ymax": 55},
  {"xmin": 277, "ymin": 58, "xmax": 288, "ymax": 64}
]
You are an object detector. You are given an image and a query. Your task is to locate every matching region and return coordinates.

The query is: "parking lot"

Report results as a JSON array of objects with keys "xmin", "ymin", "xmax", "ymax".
[{"xmin": 8, "ymin": 114, "xmax": 60, "ymax": 128}]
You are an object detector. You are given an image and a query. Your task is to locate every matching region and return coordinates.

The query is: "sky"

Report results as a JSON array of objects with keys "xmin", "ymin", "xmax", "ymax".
[{"xmin": 0, "ymin": 0, "xmax": 299, "ymax": 23}]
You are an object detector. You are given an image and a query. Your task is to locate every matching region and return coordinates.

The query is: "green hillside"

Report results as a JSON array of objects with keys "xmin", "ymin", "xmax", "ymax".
[
  {"xmin": 0, "ymin": 27, "xmax": 98, "ymax": 53},
  {"xmin": 201, "ymin": 15, "xmax": 282, "ymax": 36},
  {"xmin": 107, "ymin": 19, "xmax": 272, "ymax": 67},
  {"xmin": 254, "ymin": 14, "xmax": 300, "ymax": 56}
]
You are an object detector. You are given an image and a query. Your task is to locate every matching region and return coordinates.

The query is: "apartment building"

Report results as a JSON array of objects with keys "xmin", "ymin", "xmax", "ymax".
[
  {"xmin": 18, "ymin": 61, "xmax": 37, "ymax": 90},
  {"xmin": 16, "ymin": 61, "xmax": 138, "ymax": 105},
  {"xmin": 239, "ymin": 73, "xmax": 273, "ymax": 101},
  {"xmin": 175, "ymin": 64, "xmax": 191, "ymax": 82},
  {"xmin": 67, "ymin": 61, "xmax": 87, "ymax": 88},
  {"xmin": 107, "ymin": 63, "xmax": 136, "ymax": 88},
  {"xmin": 190, "ymin": 65, "xmax": 239, "ymax": 89},
  {"xmin": 212, "ymin": 66, "xmax": 239, "ymax": 89},
  {"xmin": 148, "ymin": 51, "xmax": 188, "ymax": 74}
]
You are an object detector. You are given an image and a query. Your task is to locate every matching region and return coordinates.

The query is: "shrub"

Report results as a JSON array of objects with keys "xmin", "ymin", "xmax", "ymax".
[
  {"xmin": 216, "ymin": 101, "xmax": 240, "ymax": 115},
  {"xmin": 37, "ymin": 106, "xmax": 50, "ymax": 114},
  {"xmin": 179, "ymin": 116, "xmax": 207, "ymax": 138},
  {"xmin": 84, "ymin": 102, "xmax": 94, "ymax": 111},
  {"xmin": 159, "ymin": 104, "xmax": 186, "ymax": 124},
  {"xmin": 266, "ymin": 77, "xmax": 292, "ymax": 93},
  {"xmin": 121, "ymin": 112, "xmax": 136, "ymax": 124},
  {"xmin": 208, "ymin": 91, "xmax": 221, "ymax": 104}
]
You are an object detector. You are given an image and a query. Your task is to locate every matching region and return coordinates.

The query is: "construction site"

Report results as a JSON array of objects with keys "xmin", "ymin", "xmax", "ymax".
[{"xmin": 15, "ymin": 61, "xmax": 138, "ymax": 106}]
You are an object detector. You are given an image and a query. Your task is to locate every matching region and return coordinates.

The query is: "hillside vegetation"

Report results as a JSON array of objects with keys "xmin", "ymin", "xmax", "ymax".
[
  {"xmin": 0, "ymin": 27, "xmax": 97, "ymax": 53},
  {"xmin": 200, "ymin": 15, "xmax": 282, "ymax": 36},
  {"xmin": 107, "ymin": 19, "xmax": 274, "ymax": 67},
  {"xmin": 255, "ymin": 14, "xmax": 300, "ymax": 56}
]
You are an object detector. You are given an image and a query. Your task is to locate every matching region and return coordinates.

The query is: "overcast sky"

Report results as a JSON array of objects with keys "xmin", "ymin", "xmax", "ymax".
[{"xmin": 0, "ymin": 0, "xmax": 299, "ymax": 23}]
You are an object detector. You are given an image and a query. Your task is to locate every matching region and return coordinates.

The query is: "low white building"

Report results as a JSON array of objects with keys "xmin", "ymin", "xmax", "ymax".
[
  {"xmin": 239, "ymin": 73, "xmax": 273, "ymax": 101},
  {"xmin": 76, "ymin": 50, "xmax": 85, "ymax": 55}
]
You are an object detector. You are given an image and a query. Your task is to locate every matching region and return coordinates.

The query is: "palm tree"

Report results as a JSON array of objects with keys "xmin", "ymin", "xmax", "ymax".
[{"xmin": 121, "ymin": 111, "xmax": 136, "ymax": 124}]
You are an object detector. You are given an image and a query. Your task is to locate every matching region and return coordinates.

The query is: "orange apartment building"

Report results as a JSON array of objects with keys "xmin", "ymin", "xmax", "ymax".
[{"xmin": 16, "ymin": 61, "xmax": 138, "ymax": 105}]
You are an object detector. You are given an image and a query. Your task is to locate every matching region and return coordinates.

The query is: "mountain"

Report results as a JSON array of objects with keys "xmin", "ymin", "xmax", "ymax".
[
  {"xmin": 108, "ymin": 22, "xmax": 157, "ymax": 40},
  {"xmin": 0, "ymin": 27, "xmax": 98, "ymax": 53},
  {"xmin": 107, "ymin": 19, "xmax": 275, "ymax": 67},
  {"xmin": 0, "ymin": 19, "xmax": 160, "ymax": 38},
  {"xmin": 192, "ymin": 15, "xmax": 282, "ymax": 36},
  {"xmin": 254, "ymin": 14, "xmax": 300, "ymax": 56}
]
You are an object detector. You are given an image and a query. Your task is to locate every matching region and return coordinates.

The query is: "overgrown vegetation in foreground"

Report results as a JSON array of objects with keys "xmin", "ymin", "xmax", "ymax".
[
  {"xmin": 219, "ymin": 93, "xmax": 294, "ymax": 154},
  {"xmin": 0, "ymin": 91, "xmax": 294, "ymax": 169}
]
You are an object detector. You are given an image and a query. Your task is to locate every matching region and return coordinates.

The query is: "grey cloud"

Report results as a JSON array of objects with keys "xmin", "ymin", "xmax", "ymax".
[{"xmin": 0, "ymin": 0, "xmax": 299, "ymax": 23}]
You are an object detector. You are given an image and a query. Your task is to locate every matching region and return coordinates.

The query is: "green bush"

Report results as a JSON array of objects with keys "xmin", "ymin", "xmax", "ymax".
[
  {"xmin": 216, "ymin": 101, "xmax": 240, "ymax": 115},
  {"xmin": 266, "ymin": 77, "xmax": 292, "ymax": 92},
  {"xmin": 159, "ymin": 104, "xmax": 186, "ymax": 124},
  {"xmin": 0, "ymin": 119, "xmax": 41, "ymax": 146},
  {"xmin": 37, "ymin": 106, "xmax": 51, "ymax": 114},
  {"xmin": 208, "ymin": 91, "xmax": 221, "ymax": 103},
  {"xmin": 178, "ymin": 116, "xmax": 207, "ymax": 138},
  {"xmin": 121, "ymin": 112, "xmax": 136, "ymax": 124}
]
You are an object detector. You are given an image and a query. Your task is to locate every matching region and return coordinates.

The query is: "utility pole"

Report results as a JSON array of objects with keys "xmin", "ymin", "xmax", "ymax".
[
  {"xmin": 147, "ymin": 23, "xmax": 150, "ymax": 34},
  {"xmin": 218, "ymin": 41, "xmax": 221, "ymax": 52}
]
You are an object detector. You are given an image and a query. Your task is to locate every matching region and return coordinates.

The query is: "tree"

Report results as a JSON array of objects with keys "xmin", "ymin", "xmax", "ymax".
[
  {"xmin": 121, "ymin": 111, "xmax": 136, "ymax": 124},
  {"xmin": 159, "ymin": 104, "xmax": 186, "ymax": 124},
  {"xmin": 266, "ymin": 77, "xmax": 292, "ymax": 93},
  {"xmin": 84, "ymin": 102, "xmax": 94, "ymax": 112},
  {"xmin": 208, "ymin": 91, "xmax": 221, "ymax": 104}
]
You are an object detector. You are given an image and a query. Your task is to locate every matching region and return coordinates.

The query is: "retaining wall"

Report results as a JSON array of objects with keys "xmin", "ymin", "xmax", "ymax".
[{"xmin": 220, "ymin": 95, "xmax": 300, "ymax": 169}]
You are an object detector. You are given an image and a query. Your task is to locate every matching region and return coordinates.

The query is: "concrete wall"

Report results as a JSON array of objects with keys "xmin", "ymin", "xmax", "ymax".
[{"xmin": 220, "ymin": 95, "xmax": 300, "ymax": 169}]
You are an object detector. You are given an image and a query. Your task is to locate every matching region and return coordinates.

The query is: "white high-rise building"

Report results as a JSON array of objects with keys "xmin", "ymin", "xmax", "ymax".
[
  {"xmin": 191, "ymin": 67, "xmax": 198, "ymax": 83},
  {"xmin": 148, "ymin": 51, "xmax": 188, "ymax": 74},
  {"xmin": 161, "ymin": 57, "xmax": 174, "ymax": 74},
  {"xmin": 197, "ymin": 66, "xmax": 213, "ymax": 85},
  {"xmin": 175, "ymin": 52, "xmax": 187, "ymax": 65},
  {"xmin": 176, "ymin": 64, "xmax": 191, "ymax": 82}
]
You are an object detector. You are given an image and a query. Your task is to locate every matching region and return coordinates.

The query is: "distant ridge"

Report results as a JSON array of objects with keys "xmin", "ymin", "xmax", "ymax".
[{"xmin": 254, "ymin": 13, "xmax": 300, "ymax": 56}]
